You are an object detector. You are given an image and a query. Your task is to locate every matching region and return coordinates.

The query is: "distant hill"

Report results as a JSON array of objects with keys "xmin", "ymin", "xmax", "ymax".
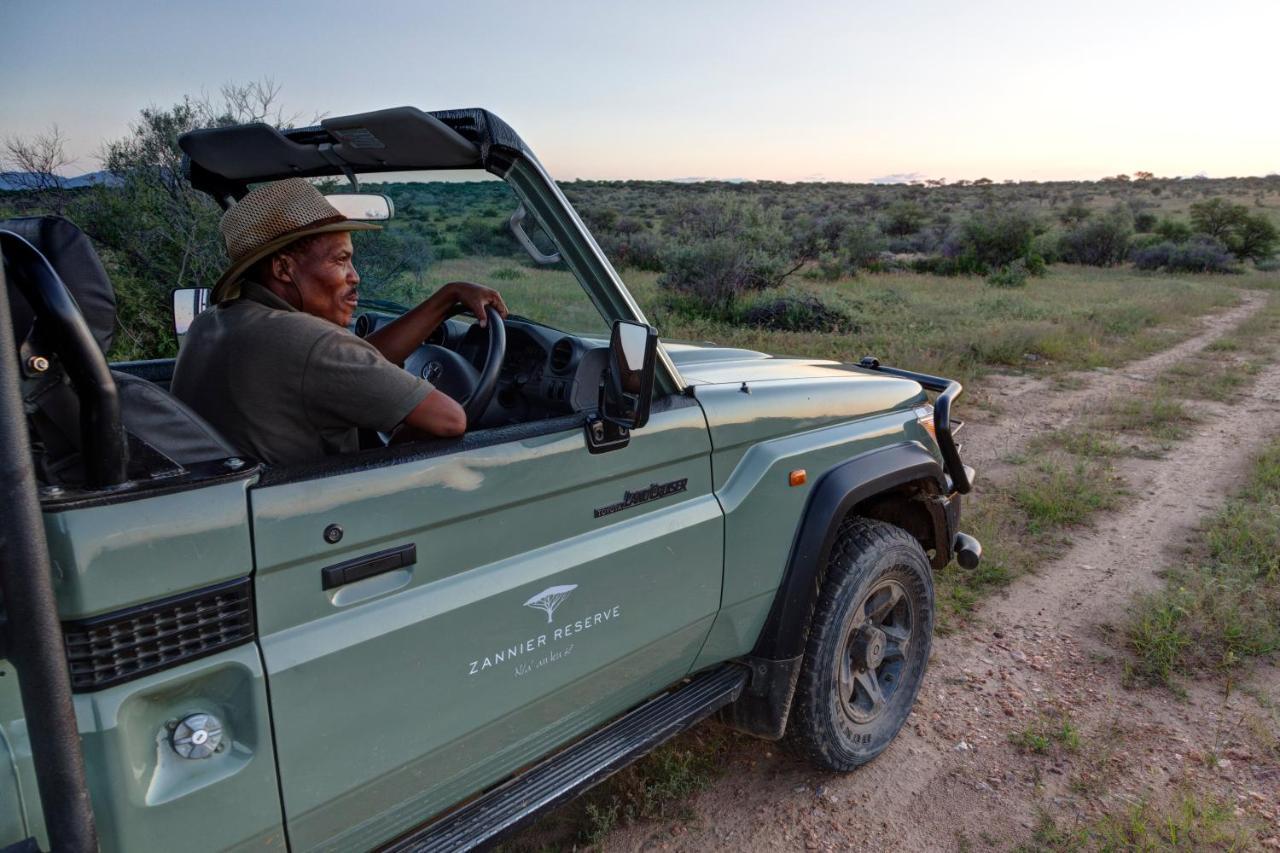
[{"xmin": 0, "ymin": 171, "xmax": 122, "ymax": 191}]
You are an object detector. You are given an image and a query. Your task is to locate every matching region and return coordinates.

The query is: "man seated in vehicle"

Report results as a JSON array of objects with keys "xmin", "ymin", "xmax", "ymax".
[{"xmin": 172, "ymin": 178, "xmax": 507, "ymax": 466}]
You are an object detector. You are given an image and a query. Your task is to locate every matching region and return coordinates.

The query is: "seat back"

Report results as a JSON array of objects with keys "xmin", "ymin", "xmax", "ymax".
[{"xmin": 3, "ymin": 215, "xmax": 237, "ymax": 484}]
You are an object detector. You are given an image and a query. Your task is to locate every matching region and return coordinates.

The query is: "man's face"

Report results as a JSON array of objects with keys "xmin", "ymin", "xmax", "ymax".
[{"xmin": 278, "ymin": 232, "xmax": 360, "ymax": 327}]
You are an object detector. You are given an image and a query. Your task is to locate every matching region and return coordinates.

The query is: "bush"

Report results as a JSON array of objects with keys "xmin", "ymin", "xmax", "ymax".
[
  {"xmin": 841, "ymin": 219, "xmax": 887, "ymax": 271},
  {"xmin": 1057, "ymin": 206, "xmax": 1132, "ymax": 266},
  {"xmin": 1133, "ymin": 211, "xmax": 1158, "ymax": 232},
  {"xmin": 942, "ymin": 207, "xmax": 1039, "ymax": 274},
  {"xmin": 455, "ymin": 216, "xmax": 518, "ymax": 256},
  {"xmin": 882, "ymin": 201, "xmax": 926, "ymax": 237},
  {"xmin": 657, "ymin": 195, "xmax": 798, "ymax": 309},
  {"xmin": 1189, "ymin": 197, "xmax": 1280, "ymax": 261},
  {"xmin": 1154, "ymin": 218, "xmax": 1193, "ymax": 243},
  {"xmin": 599, "ymin": 229, "xmax": 663, "ymax": 271},
  {"xmin": 1131, "ymin": 236, "xmax": 1237, "ymax": 273},
  {"xmin": 986, "ymin": 258, "xmax": 1030, "ymax": 288},
  {"xmin": 739, "ymin": 294, "xmax": 853, "ymax": 332}
]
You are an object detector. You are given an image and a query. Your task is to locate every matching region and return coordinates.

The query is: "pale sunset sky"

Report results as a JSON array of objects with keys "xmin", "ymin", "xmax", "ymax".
[{"xmin": 2, "ymin": 0, "xmax": 1277, "ymax": 183}]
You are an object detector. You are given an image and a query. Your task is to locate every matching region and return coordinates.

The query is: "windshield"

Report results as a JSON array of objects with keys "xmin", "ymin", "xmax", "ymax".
[{"xmin": 347, "ymin": 170, "xmax": 608, "ymax": 336}]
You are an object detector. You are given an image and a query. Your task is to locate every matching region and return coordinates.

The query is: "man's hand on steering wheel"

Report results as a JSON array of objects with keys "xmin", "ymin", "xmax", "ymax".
[{"xmin": 444, "ymin": 281, "xmax": 508, "ymax": 327}]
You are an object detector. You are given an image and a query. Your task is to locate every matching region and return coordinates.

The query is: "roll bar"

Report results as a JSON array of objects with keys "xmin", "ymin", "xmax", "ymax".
[
  {"xmin": 1, "ymin": 230, "xmax": 128, "ymax": 488},
  {"xmin": 0, "ymin": 255, "xmax": 100, "ymax": 851}
]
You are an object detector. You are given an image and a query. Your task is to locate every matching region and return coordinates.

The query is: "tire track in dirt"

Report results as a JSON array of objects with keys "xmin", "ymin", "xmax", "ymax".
[
  {"xmin": 964, "ymin": 291, "xmax": 1266, "ymax": 475},
  {"xmin": 601, "ymin": 292, "xmax": 1280, "ymax": 852}
]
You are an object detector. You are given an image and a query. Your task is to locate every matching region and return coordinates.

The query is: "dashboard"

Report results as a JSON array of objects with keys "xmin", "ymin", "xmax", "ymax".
[{"xmin": 355, "ymin": 312, "xmax": 608, "ymax": 428}]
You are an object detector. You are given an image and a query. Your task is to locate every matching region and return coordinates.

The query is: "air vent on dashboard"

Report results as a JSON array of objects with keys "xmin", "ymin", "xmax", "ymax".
[
  {"xmin": 550, "ymin": 338, "xmax": 574, "ymax": 373},
  {"xmin": 62, "ymin": 578, "xmax": 255, "ymax": 692}
]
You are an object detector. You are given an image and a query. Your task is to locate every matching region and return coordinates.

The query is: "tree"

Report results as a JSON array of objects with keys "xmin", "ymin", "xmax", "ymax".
[
  {"xmin": 1188, "ymin": 197, "xmax": 1278, "ymax": 261},
  {"xmin": 3, "ymin": 124, "xmax": 71, "ymax": 197},
  {"xmin": 524, "ymin": 585, "xmax": 578, "ymax": 623},
  {"xmin": 74, "ymin": 79, "xmax": 312, "ymax": 359},
  {"xmin": 1133, "ymin": 171, "xmax": 1155, "ymax": 181},
  {"xmin": 1189, "ymin": 197, "xmax": 1243, "ymax": 241}
]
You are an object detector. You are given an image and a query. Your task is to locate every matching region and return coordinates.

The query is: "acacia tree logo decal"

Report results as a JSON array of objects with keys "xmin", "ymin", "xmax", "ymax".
[{"xmin": 524, "ymin": 584, "xmax": 578, "ymax": 623}]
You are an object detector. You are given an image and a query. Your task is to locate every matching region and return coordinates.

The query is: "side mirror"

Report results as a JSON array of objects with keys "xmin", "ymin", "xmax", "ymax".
[
  {"xmin": 172, "ymin": 287, "xmax": 210, "ymax": 345},
  {"xmin": 325, "ymin": 193, "xmax": 394, "ymax": 221},
  {"xmin": 602, "ymin": 321, "xmax": 658, "ymax": 429}
]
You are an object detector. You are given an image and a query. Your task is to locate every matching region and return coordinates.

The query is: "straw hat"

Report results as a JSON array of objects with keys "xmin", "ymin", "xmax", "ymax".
[{"xmin": 212, "ymin": 178, "xmax": 380, "ymax": 302}]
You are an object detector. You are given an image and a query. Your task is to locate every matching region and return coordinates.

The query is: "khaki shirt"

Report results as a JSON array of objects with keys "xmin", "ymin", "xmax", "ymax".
[{"xmin": 172, "ymin": 282, "xmax": 433, "ymax": 466}]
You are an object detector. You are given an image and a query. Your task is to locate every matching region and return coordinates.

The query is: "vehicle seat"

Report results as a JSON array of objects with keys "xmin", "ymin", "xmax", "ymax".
[{"xmin": 2, "ymin": 215, "xmax": 236, "ymax": 484}]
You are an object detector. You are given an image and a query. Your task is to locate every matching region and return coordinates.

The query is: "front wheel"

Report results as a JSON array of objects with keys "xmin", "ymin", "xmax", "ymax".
[{"xmin": 785, "ymin": 517, "xmax": 934, "ymax": 771}]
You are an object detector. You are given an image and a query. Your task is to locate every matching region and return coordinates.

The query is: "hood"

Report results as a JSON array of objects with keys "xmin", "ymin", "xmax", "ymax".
[{"xmin": 665, "ymin": 341, "xmax": 887, "ymax": 386}]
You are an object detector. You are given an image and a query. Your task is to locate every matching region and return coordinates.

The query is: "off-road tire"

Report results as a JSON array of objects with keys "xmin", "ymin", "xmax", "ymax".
[{"xmin": 785, "ymin": 517, "xmax": 934, "ymax": 771}]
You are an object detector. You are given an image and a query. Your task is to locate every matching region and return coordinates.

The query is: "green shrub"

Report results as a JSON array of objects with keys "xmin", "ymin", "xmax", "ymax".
[
  {"xmin": 656, "ymin": 196, "xmax": 799, "ymax": 310},
  {"xmin": 1131, "ymin": 237, "xmax": 1237, "ymax": 273},
  {"xmin": 986, "ymin": 258, "xmax": 1030, "ymax": 288},
  {"xmin": 1189, "ymin": 197, "xmax": 1280, "ymax": 261},
  {"xmin": 944, "ymin": 207, "xmax": 1039, "ymax": 273},
  {"xmin": 1133, "ymin": 211, "xmax": 1158, "ymax": 232},
  {"xmin": 1154, "ymin": 217, "xmax": 1193, "ymax": 243},
  {"xmin": 739, "ymin": 294, "xmax": 853, "ymax": 332},
  {"xmin": 882, "ymin": 201, "xmax": 926, "ymax": 237},
  {"xmin": 1058, "ymin": 206, "xmax": 1132, "ymax": 266}
]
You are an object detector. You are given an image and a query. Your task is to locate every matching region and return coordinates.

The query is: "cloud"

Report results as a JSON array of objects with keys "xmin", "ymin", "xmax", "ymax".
[{"xmin": 871, "ymin": 172, "xmax": 928, "ymax": 185}]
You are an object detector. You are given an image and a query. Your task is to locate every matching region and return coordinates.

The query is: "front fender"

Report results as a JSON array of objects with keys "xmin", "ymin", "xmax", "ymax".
[
  {"xmin": 718, "ymin": 442, "xmax": 945, "ymax": 739},
  {"xmin": 752, "ymin": 441, "xmax": 945, "ymax": 661}
]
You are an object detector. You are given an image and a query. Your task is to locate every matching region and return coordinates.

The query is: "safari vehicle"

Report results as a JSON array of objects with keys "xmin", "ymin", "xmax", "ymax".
[{"xmin": 0, "ymin": 107, "xmax": 980, "ymax": 852}]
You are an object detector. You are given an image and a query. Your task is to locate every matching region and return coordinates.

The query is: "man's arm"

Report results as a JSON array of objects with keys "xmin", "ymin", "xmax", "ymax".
[
  {"xmin": 401, "ymin": 387, "xmax": 467, "ymax": 438},
  {"xmin": 366, "ymin": 281, "xmax": 508, "ymax": 366}
]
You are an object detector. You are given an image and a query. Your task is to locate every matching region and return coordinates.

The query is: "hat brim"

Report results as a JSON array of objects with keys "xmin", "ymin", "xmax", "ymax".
[{"xmin": 211, "ymin": 220, "xmax": 382, "ymax": 303}]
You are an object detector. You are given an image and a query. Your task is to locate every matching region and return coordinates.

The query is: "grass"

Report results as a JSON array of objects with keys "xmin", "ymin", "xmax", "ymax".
[
  {"xmin": 937, "ymin": 454, "xmax": 1125, "ymax": 625},
  {"xmin": 377, "ymin": 260, "xmax": 1246, "ymax": 391},
  {"xmin": 1010, "ymin": 714, "xmax": 1082, "ymax": 755},
  {"xmin": 1126, "ymin": 436, "xmax": 1280, "ymax": 688},
  {"xmin": 503, "ymin": 728, "xmax": 730, "ymax": 850},
  {"xmin": 1024, "ymin": 793, "xmax": 1263, "ymax": 851},
  {"xmin": 626, "ymin": 266, "xmax": 1240, "ymax": 388}
]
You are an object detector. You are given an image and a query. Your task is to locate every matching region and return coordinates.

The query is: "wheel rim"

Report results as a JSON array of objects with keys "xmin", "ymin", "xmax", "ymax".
[{"xmin": 838, "ymin": 577, "xmax": 914, "ymax": 725}]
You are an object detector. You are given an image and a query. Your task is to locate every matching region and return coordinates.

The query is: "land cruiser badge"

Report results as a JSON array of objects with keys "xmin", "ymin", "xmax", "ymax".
[{"xmin": 593, "ymin": 478, "xmax": 688, "ymax": 518}]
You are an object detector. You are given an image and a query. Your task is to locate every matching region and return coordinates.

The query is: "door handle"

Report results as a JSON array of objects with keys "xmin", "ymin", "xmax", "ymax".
[{"xmin": 321, "ymin": 544, "xmax": 417, "ymax": 590}]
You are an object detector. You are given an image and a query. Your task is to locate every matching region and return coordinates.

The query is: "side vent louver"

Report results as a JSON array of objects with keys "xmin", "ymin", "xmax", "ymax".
[{"xmin": 63, "ymin": 577, "xmax": 255, "ymax": 692}]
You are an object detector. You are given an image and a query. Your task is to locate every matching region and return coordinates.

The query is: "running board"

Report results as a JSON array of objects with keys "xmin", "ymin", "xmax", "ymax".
[{"xmin": 381, "ymin": 665, "xmax": 749, "ymax": 852}]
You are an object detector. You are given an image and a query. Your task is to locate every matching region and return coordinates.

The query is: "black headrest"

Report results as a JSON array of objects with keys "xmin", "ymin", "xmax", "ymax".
[{"xmin": 2, "ymin": 216, "xmax": 116, "ymax": 354}]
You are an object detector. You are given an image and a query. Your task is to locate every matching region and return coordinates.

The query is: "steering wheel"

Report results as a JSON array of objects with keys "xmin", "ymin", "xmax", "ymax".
[{"xmin": 403, "ymin": 305, "xmax": 506, "ymax": 424}]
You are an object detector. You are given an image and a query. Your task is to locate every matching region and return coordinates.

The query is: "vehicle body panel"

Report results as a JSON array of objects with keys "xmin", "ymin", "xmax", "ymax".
[
  {"xmin": 249, "ymin": 400, "xmax": 722, "ymax": 850},
  {"xmin": 0, "ymin": 646, "xmax": 284, "ymax": 853},
  {"xmin": 43, "ymin": 478, "xmax": 256, "ymax": 620}
]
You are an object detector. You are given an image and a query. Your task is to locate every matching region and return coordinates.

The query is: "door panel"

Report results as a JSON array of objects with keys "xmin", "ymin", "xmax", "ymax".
[{"xmin": 250, "ymin": 400, "xmax": 721, "ymax": 850}]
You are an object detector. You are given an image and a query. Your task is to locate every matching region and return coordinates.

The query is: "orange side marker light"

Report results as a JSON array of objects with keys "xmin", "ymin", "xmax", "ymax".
[{"xmin": 789, "ymin": 469, "xmax": 807, "ymax": 487}]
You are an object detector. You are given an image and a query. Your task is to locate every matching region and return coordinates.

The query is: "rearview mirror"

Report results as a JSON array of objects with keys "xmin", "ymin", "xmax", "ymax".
[
  {"xmin": 172, "ymin": 287, "xmax": 210, "ymax": 346},
  {"xmin": 601, "ymin": 320, "xmax": 658, "ymax": 430},
  {"xmin": 325, "ymin": 193, "xmax": 394, "ymax": 221}
]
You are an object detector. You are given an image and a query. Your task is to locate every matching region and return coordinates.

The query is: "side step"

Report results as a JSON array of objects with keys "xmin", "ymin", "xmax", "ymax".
[{"xmin": 382, "ymin": 665, "xmax": 749, "ymax": 852}]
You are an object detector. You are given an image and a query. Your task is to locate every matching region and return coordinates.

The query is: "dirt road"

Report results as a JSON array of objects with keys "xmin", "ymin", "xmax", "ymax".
[{"xmin": 604, "ymin": 294, "xmax": 1280, "ymax": 851}]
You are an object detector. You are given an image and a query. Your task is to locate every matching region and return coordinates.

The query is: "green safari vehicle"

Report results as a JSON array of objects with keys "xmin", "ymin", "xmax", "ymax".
[{"xmin": 0, "ymin": 107, "xmax": 980, "ymax": 852}]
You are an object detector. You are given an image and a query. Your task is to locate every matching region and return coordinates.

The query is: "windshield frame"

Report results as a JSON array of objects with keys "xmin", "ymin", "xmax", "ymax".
[{"xmin": 498, "ymin": 156, "xmax": 684, "ymax": 397}]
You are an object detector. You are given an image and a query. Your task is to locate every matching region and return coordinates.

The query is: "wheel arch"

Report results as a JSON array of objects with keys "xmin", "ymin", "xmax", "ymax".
[
  {"xmin": 753, "ymin": 441, "xmax": 946, "ymax": 662},
  {"xmin": 719, "ymin": 441, "xmax": 947, "ymax": 739}
]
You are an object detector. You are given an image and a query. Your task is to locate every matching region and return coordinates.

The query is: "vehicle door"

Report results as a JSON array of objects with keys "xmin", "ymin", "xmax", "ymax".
[{"xmin": 249, "ymin": 397, "xmax": 720, "ymax": 850}]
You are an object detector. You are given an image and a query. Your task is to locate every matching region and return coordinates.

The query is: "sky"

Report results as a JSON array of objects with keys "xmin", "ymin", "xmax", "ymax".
[{"xmin": 2, "ymin": 0, "xmax": 1278, "ymax": 183}]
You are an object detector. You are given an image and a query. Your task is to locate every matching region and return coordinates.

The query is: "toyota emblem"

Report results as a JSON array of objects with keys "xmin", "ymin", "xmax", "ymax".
[{"xmin": 422, "ymin": 361, "xmax": 444, "ymax": 382}]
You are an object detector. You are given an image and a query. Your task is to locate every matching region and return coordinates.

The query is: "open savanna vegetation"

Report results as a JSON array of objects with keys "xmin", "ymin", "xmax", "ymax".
[{"xmin": 9, "ymin": 87, "xmax": 1280, "ymax": 852}]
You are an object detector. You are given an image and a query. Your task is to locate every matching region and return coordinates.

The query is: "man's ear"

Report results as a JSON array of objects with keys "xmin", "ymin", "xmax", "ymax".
[{"xmin": 271, "ymin": 252, "xmax": 294, "ymax": 283}]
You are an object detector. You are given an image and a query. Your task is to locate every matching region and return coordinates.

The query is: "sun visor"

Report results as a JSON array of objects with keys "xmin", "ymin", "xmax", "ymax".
[
  {"xmin": 180, "ymin": 124, "xmax": 330, "ymax": 181},
  {"xmin": 322, "ymin": 107, "xmax": 480, "ymax": 169}
]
